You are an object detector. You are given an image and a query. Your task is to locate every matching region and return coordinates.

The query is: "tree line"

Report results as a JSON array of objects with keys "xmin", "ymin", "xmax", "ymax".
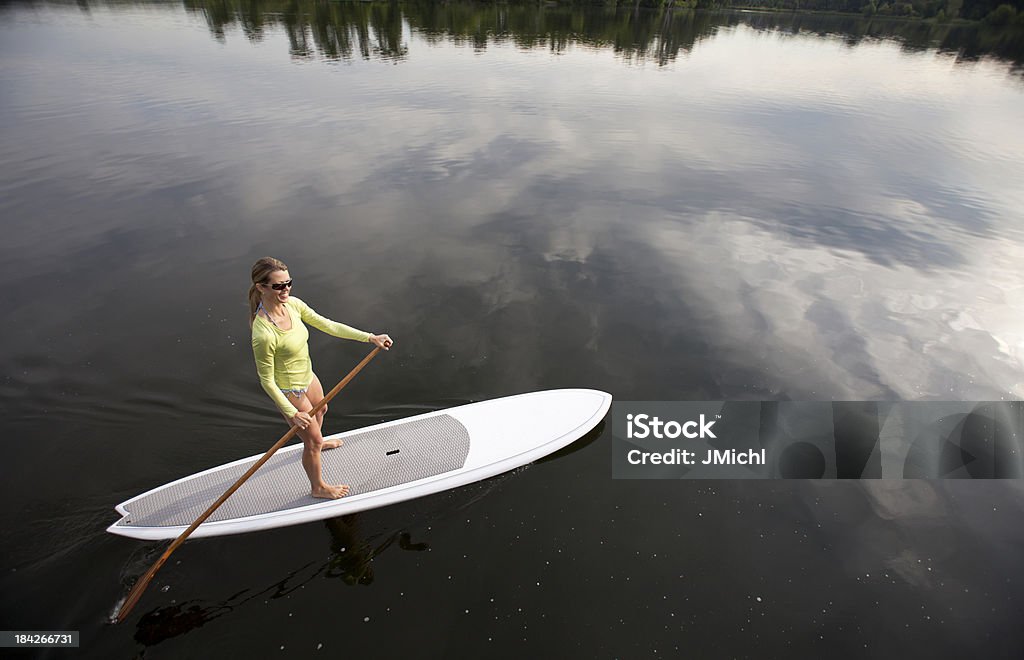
[{"xmin": 16, "ymin": 0, "xmax": 1021, "ymax": 64}]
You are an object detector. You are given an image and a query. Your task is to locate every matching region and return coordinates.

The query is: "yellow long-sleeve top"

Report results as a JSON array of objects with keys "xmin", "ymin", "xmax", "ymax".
[{"xmin": 251, "ymin": 296, "xmax": 371, "ymax": 417}]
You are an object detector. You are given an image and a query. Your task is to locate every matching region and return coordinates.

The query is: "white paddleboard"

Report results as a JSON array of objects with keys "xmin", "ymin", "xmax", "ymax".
[{"xmin": 108, "ymin": 389, "xmax": 611, "ymax": 540}]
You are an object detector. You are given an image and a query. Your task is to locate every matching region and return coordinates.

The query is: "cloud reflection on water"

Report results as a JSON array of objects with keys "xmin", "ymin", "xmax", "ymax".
[{"xmin": 1, "ymin": 6, "xmax": 1023, "ymax": 406}]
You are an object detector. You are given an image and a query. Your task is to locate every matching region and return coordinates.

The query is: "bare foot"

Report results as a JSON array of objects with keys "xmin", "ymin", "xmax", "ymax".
[
  {"xmin": 311, "ymin": 484, "xmax": 350, "ymax": 500},
  {"xmin": 322, "ymin": 439, "xmax": 344, "ymax": 450}
]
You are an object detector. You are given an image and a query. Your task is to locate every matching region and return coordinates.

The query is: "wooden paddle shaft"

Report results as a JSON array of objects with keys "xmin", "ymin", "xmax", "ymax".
[{"xmin": 114, "ymin": 345, "xmax": 382, "ymax": 623}]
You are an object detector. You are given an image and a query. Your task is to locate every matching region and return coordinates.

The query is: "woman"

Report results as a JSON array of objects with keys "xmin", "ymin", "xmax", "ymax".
[{"xmin": 249, "ymin": 257, "xmax": 393, "ymax": 500}]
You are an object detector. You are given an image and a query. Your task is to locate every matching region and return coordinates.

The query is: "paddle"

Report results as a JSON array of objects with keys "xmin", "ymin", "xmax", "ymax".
[{"xmin": 114, "ymin": 345, "xmax": 382, "ymax": 623}]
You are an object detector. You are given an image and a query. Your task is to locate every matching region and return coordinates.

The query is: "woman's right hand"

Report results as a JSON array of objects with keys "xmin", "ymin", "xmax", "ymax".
[{"xmin": 291, "ymin": 411, "xmax": 313, "ymax": 430}]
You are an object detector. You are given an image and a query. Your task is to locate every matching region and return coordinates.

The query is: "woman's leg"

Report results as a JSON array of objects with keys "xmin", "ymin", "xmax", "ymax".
[
  {"xmin": 284, "ymin": 389, "xmax": 350, "ymax": 499},
  {"xmin": 306, "ymin": 374, "xmax": 343, "ymax": 450}
]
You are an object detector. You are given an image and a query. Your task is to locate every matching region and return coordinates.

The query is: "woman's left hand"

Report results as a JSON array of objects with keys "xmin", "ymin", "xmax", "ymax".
[{"xmin": 369, "ymin": 333, "xmax": 394, "ymax": 350}]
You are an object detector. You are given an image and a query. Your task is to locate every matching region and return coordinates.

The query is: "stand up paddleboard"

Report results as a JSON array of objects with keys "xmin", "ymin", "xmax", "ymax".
[{"xmin": 108, "ymin": 389, "xmax": 611, "ymax": 540}]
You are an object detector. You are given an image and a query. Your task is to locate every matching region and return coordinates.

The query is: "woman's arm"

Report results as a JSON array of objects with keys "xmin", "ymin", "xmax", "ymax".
[{"xmin": 291, "ymin": 297, "xmax": 372, "ymax": 342}]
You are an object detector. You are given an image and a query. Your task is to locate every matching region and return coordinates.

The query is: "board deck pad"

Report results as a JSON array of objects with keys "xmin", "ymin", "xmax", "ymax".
[{"xmin": 117, "ymin": 414, "xmax": 470, "ymax": 529}]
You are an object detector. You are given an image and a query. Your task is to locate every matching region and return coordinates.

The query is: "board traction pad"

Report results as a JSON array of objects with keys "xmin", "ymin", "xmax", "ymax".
[{"xmin": 118, "ymin": 414, "xmax": 470, "ymax": 528}]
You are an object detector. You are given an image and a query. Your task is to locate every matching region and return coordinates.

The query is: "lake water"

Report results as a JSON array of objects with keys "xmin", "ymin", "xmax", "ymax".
[{"xmin": 2, "ymin": 1, "xmax": 1023, "ymax": 656}]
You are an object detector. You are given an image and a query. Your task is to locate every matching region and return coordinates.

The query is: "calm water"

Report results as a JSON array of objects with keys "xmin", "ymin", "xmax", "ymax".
[{"xmin": 2, "ymin": 1, "xmax": 1024, "ymax": 656}]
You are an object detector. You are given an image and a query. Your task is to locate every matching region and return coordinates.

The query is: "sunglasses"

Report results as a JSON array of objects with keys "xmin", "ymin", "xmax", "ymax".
[{"xmin": 264, "ymin": 279, "xmax": 293, "ymax": 290}]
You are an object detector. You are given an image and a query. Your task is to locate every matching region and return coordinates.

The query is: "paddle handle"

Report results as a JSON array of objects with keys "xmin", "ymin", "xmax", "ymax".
[{"xmin": 114, "ymin": 346, "xmax": 382, "ymax": 623}]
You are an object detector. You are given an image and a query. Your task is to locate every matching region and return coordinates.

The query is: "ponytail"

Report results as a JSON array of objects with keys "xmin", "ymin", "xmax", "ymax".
[{"xmin": 247, "ymin": 283, "xmax": 262, "ymax": 328}]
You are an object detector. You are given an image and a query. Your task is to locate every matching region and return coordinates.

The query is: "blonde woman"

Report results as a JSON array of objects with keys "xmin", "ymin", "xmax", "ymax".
[{"xmin": 249, "ymin": 257, "xmax": 393, "ymax": 499}]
